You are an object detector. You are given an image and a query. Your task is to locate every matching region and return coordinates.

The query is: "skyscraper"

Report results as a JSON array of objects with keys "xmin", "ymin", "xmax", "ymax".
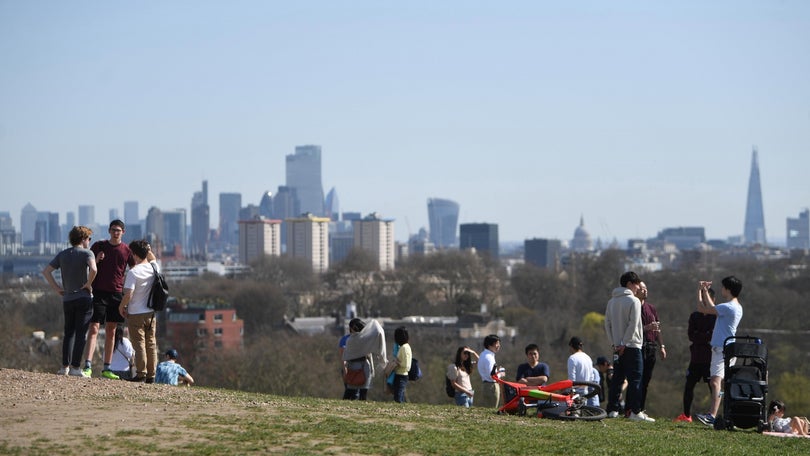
[
  {"xmin": 124, "ymin": 201, "xmax": 139, "ymax": 225},
  {"xmin": 20, "ymin": 203, "xmax": 37, "ymax": 243},
  {"xmin": 191, "ymin": 181, "xmax": 210, "ymax": 259},
  {"xmin": 459, "ymin": 223, "xmax": 499, "ymax": 259},
  {"xmin": 427, "ymin": 198, "xmax": 460, "ymax": 249},
  {"xmin": 353, "ymin": 212, "xmax": 396, "ymax": 271},
  {"xmin": 219, "ymin": 192, "xmax": 242, "ymax": 246},
  {"xmin": 325, "ymin": 187, "xmax": 339, "ymax": 221},
  {"xmin": 286, "ymin": 145, "xmax": 325, "ymax": 216},
  {"xmin": 743, "ymin": 147, "xmax": 766, "ymax": 245},
  {"xmin": 787, "ymin": 209, "xmax": 810, "ymax": 250},
  {"xmin": 162, "ymin": 208, "xmax": 187, "ymax": 256},
  {"xmin": 78, "ymin": 205, "xmax": 95, "ymax": 227}
]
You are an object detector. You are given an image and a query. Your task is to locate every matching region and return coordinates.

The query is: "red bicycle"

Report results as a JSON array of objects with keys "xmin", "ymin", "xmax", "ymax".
[{"xmin": 494, "ymin": 374, "xmax": 607, "ymax": 421}]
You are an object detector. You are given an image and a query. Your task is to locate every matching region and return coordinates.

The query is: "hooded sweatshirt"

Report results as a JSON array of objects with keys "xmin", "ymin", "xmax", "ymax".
[{"xmin": 604, "ymin": 287, "xmax": 643, "ymax": 349}]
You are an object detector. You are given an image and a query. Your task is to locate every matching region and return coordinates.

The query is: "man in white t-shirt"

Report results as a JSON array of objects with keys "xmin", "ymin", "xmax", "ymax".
[
  {"xmin": 695, "ymin": 276, "xmax": 744, "ymax": 427},
  {"xmin": 118, "ymin": 239, "xmax": 159, "ymax": 383}
]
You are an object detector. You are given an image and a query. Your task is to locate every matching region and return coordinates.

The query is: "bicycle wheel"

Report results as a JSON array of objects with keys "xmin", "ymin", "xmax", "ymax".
[{"xmin": 555, "ymin": 405, "xmax": 607, "ymax": 422}]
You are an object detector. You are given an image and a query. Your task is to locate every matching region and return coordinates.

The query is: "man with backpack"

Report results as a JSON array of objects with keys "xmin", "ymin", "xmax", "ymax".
[{"xmin": 118, "ymin": 239, "xmax": 159, "ymax": 383}]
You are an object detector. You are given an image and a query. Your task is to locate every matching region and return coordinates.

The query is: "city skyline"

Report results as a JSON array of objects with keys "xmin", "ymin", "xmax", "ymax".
[{"xmin": 2, "ymin": 2, "xmax": 809, "ymax": 244}]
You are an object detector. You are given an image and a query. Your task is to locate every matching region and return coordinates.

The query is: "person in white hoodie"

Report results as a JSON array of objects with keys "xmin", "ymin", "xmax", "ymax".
[{"xmin": 604, "ymin": 271, "xmax": 655, "ymax": 422}]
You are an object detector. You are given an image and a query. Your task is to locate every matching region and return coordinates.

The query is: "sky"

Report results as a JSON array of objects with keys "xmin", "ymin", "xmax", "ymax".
[{"xmin": 1, "ymin": 1, "xmax": 809, "ymax": 244}]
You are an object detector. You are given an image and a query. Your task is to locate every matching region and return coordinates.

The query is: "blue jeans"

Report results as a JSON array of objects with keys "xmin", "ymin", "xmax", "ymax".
[
  {"xmin": 455, "ymin": 392, "xmax": 473, "ymax": 407},
  {"xmin": 392, "ymin": 374, "xmax": 408, "ymax": 403},
  {"xmin": 62, "ymin": 297, "xmax": 93, "ymax": 368},
  {"xmin": 608, "ymin": 347, "xmax": 643, "ymax": 414}
]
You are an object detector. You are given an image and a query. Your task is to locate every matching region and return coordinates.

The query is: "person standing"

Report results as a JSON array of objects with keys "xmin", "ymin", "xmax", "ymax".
[
  {"xmin": 83, "ymin": 220, "xmax": 136, "ymax": 379},
  {"xmin": 695, "ymin": 276, "xmax": 744, "ymax": 426},
  {"xmin": 391, "ymin": 326, "xmax": 412, "ymax": 403},
  {"xmin": 604, "ymin": 271, "xmax": 654, "ymax": 422},
  {"xmin": 638, "ymin": 281, "xmax": 666, "ymax": 412},
  {"xmin": 447, "ymin": 346, "xmax": 479, "ymax": 407},
  {"xmin": 42, "ymin": 226, "xmax": 97, "ymax": 377},
  {"xmin": 341, "ymin": 318, "xmax": 371, "ymax": 400},
  {"xmin": 476, "ymin": 334, "xmax": 502, "ymax": 409},
  {"xmin": 675, "ymin": 287, "xmax": 716, "ymax": 422},
  {"xmin": 118, "ymin": 239, "xmax": 159, "ymax": 383},
  {"xmin": 155, "ymin": 349, "xmax": 194, "ymax": 386},
  {"xmin": 515, "ymin": 343, "xmax": 550, "ymax": 386}
]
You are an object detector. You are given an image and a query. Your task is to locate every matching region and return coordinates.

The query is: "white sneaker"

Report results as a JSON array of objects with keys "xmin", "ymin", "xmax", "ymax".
[
  {"xmin": 607, "ymin": 411, "xmax": 619, "ymax": 418},
  {"xmin": 629, "ymin": 411, "xmax": 656, "ymax": 422},
  {"xmin": 57, "ymin": 366, "xmax": 69, "ymax": 375},
  {"xmin": 68, "ymin": 367, "xmax": 91, "ymax": 378}
]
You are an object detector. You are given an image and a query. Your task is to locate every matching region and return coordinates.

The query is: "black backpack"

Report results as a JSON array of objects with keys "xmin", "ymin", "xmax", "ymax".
[
  {"xmin": 445, "ymin": 376, "xmax": 455, "ymax": 397},
  {"xmin": 147, "ymin": 262, "xmax": 169, "ymax": 311},
  {"xmin": 408, "ymin": 358, "xmax": 422, "ymax": 381}
]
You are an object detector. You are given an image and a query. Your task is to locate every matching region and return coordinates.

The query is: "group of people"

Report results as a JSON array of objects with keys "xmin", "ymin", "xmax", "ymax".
[
  {"xmin": 43, "ymin": 220, "xmax": 192, "ymax": 386},
  {"xmin": 339, "ymin": 318, "xmax": 412, "ymax": 403}
]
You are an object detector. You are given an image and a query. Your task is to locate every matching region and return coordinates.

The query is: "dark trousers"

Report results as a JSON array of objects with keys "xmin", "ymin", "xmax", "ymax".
[
  {"xmin": 683, "ymin": 362, "xmax": 711, "ymax": 416},
  {"xmin": 62, "ymin": 297, "xmax": 93, "ymax": 368},
  {"xmin": 392, "ymin": 374, "xmax": 408, "ymax": 403},
  {"xmin": 640, "ymin": 344, "xmax": 657, "ymax": 411},
  {"xmin": 608, "ymin": 347, "xmax": 643, "ymax": 414}
]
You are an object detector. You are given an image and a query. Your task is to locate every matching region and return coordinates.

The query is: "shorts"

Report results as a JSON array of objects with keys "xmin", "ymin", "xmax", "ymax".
[
  {"xmin": 90, "ymin": 290, "xmax": 125, "ymax": 324},
  {"xmin": 709, "ymin": 346, "xmax": 736, "ymax": 378}
]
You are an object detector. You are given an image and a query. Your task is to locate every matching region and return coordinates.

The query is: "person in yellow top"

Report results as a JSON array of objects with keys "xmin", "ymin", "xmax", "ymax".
[{"xmin": 392, "ymin": 326, "xmax": 412, "ymax": 403}]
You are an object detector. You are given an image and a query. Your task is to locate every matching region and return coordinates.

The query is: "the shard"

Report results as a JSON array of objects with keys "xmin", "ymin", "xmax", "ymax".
[{"xmin": 743, "ymin": 147, "xmax": 766, "ymax": 245}]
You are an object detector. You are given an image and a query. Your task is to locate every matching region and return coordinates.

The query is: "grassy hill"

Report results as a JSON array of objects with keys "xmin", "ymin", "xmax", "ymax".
[{"xmin": 1, "ymin": 368, "xmax": 806, "ymax": 455}]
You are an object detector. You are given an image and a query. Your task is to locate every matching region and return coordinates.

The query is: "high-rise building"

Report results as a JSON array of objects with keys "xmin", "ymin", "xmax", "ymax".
[
  {"xmin": 20, "ymin": 203, "xmax": 37, "ymax": 243},
  {"xmin": 62, "ymin": 211, "xmax": 76, "ymax": 243},
  {"xmin": 240, "ymin": 204, "xmax": 260, "ymax": 221},
  {"xmin": 427, "ymin": 198, "xmax": 460, "ymax": 249},
  {"xmin": 459, "ymin": 223, "xmax": 499, "ymax": 259},
  {"xmin": 259, "ymin": 191, "xmax": 273, "ymax": 218},
  {"xmin": 78, "ymin": 205, "xmax": 95, "ymax": 227},
  {"xmin": 286, "ymin": 145, "xmax": 325, "ymax": 216},
  {"xmin": 273, "ymin": 186, "xmax": 299, "ymax": 250},
  {"xmin": 145, "ymin": 206, "xmax": 164, "ymax": 253},
  {"xmin": 162, "ymin": 209, "xmax": 187, "ymax": 257},
  {"xmin": 325, "ymin": 187, "xmax": 340, "ymax": 222},
  {"xmin": 353, "ymin": 213, "xmax": 395, "ymax": 271},
  {"xmin": 238, "ymin": 217, "xmax": 282, "ymax": 265},
  {"xmin": 787, "ymin": 209, "xmax": 810, "ymax": 250},
  {"xmin": 525, "ymin": 238, "xmax": 561, "ymax": 269},
  {"xmin": 743, "ymin": 147, "xmax": 766, "ymax": 245},
  {"xmin": 191, "ymin": 181, "xmax": 210, "ymax": 259},
  {"xmin": 219, "ymin": 193, "xmax": 242, "ymax": 246},
  {"xmin": 286, "ymin": 214, "xmax": 330, "ymax": 273},
  {"xmin": 109, "ymin": 209, "xmax": 119, "ymax": 222},
  {"xmin": 124, "ymin": 201, "xmax": 139, "ymax": 225}
]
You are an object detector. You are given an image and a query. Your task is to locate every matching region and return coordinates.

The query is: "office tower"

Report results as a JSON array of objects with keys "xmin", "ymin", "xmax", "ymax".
[
  {"xmin": 408, "ymin": 227, "xmax": 435, "ymax": 256},
  {"xmin": 109, "ymin": 209, "xmax": 119, "ymax": 222},
  {"xmin": 259, "ymin": 191, "xmax": 273, "ymax": 218},
  {"xmin": 570, "ymin": 216, "xmax": 593, "ymax": 252},
  {"xmin": 525, "ymin": 238, "xmax": 561, "ymax": 269},
  {"xmin": 47, "ymin": 212, "xmax": 60, "ymax": 243},
  {"xmin": 0, "ymin": 212, "xmax": 12, "ymax": 231},
  {"xmin": 145, "ymin": 207, "xmax": 164, "ymax": 252},
  {"xmin": 240, "ymin": 204, "xmax": 260, "ymax": 221},
  {"xmin": 286, "ymin": 145, "xmax": 325, "ymax": 216},
  {"xmin": 219, "ymin": 193, "xmax": 242, "ymax": 246},
  {"xmin": 190, "ymin": 181, "xmax": 209, "ymax": 259},
  {"xmin": 124, "ymin": 201, "xmax": 139, "ymax": 225},
  {"xmin": 273, "ymin": 186, "xmax": 299, "ymax": 250},
  {"xmin": 33, "ymin": 211, "xmax": 58, "ymax": 243},
  {"xmin": 238, "ymin": 218, "xmax": 282, "ymax": 265},
  {"xmin": 325, "ymin": 187, "xmax": 339, "ymax": 221},
  {"xmin": 162, "ymin": 209, "xmax": 187, "ymax": 256},
  {"xmin": 330, "ymin": 231, "xmax": 354, "ymax": 264},
  {"xmin": 20, "ymin": 203, "xmax": 37, "ymax": 243},
  {"xmin": 743, "ymin": 147, "xmax": 766, "ymax": 245},
  {"xmin": 353, "ymin": 213, "xmax": 396, "ymax": 271},
  {"xmin": 78, "ymin": 205, "xmax": 95, "ymax": 226},
  {"xmin": 286, "ymin": 214, "xmax": 330, "ymax": 273},
  {"xmin": 787, "ymin": 209, "xmax": 810, "ymax": 250},
  {"xmin": 459, "ymin": 223, "xmax": 499, "ymax": 259},
  {"xmin": 656, "ymin": 227, "xmax": 706, "ymax": 251},
  {"xmin": 62, "ymin": 211, "xmax": 75, "ymax": 242},
  {"xmin": 427, "ymin": 198, "xmax": 460, "ymax": 248}
]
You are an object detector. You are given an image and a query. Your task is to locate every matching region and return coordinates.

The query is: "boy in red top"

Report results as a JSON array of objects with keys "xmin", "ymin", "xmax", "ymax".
[{"xmin": 82, "ymin": 220, "xmax": 136, "ymax": 378}]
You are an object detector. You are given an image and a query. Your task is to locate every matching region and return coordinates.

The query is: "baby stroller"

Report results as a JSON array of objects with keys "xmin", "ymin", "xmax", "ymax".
[{"xmin": 714, "ymin": 335, "xmax": 768, "ymax": 432}]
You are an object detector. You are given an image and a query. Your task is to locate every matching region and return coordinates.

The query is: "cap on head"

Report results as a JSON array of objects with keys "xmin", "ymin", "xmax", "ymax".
[{"xmin": 165, "ymin": 348, "xmax": 178, "ymax": 359}]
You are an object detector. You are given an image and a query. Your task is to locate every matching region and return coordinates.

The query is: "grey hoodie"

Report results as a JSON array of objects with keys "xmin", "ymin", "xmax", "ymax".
[{"xmin": 604, "ymin": 287, "xmax": 643, "ymax": 349}]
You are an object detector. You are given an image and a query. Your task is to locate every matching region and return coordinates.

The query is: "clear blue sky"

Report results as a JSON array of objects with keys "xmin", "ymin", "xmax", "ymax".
[{"xmin": 2, "ymin": 1, "xmax": 808, "ymax": 244}]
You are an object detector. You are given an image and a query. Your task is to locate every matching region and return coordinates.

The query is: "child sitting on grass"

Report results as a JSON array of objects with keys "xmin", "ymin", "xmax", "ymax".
[{"xmin": 768, "ymin": 400, "xmax": 810, "ymax": 436}]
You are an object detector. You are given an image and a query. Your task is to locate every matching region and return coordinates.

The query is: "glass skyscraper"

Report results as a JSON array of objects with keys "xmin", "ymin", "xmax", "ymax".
[
  {"xmin": 743, "ymin": 147, "xmax": 766, "ymax": 245},
  {"xmin": 286, "ymin": 145, "xmax": 325, "ymax": 217},
  {"xmin": 427, "ymin": 198, "xmax": 459, "ymax": 249}
]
